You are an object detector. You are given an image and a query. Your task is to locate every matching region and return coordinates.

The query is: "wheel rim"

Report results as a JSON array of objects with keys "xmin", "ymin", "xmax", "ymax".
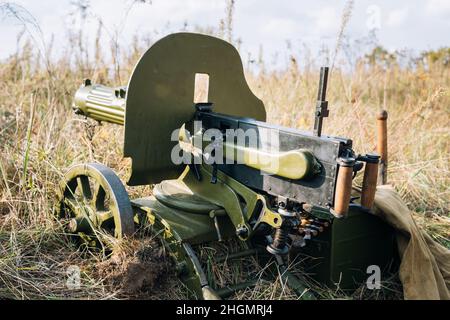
[{"xmin": 58, "ymin": 163, "xmax": 134, "ymax": 247}]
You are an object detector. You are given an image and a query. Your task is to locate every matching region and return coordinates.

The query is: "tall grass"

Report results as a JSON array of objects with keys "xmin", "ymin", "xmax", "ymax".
[{"xmin": 0, "ymin": 1, "xmax": 448, "ymax": 299}]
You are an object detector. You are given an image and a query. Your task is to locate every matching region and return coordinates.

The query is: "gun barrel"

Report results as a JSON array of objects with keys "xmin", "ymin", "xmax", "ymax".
[{"xmin": 73, "ymin": 80, "xmax": 125, "ymax": 125}]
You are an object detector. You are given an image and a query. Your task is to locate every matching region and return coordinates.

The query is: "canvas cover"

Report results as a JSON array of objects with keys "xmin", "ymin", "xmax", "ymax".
[{"xmin": 372, "ymin": 185, "xmax": 450, "ymax": 300}]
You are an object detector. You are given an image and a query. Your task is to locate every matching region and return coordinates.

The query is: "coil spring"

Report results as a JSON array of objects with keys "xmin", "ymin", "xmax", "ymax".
[{"xmin": 272, "ymin": 227, "xmax": 289, "ymax": 250}]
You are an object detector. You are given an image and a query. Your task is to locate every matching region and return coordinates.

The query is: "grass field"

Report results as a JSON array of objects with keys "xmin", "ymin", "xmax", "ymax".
[{"xmin": 0, "ymin": 1, "xmax": 449, "ymax": 299}]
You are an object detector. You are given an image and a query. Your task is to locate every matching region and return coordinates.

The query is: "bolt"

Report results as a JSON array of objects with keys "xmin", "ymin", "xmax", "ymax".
[{"xmin": 235, "ymin": 226, "xmax": 248, "ymax": 238}]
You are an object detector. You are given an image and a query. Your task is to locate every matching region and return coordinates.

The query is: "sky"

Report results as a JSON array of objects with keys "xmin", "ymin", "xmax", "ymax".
[{"xmin": 0, "ymin": 0, "xmax": 449, "ymax": 68}]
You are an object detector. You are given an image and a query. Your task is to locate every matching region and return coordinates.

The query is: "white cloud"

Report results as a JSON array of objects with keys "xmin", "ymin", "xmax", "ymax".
[
  {"xmin": 306, "ymin": 6, "xmax": 340, "ymax": 34},
  {"xmin": 1, "ymin": 0, "xmax": 449, "ymax": 66},
  {"xmin": 386, "ymin": 7, "xmax": 409, "ymax": 27},
  {"xmin": 425, "ymin": 0, "xmax": 450, "ymax": 17},
  {"xmin": 261, "ymin": 18, "xmax": 299, "ymax": 39}
]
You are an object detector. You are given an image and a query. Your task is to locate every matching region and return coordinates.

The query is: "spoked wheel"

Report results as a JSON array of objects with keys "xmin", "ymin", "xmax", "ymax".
[{"xmin": 57, "ymin": 163, "xmax": 135, "ymax": 250}]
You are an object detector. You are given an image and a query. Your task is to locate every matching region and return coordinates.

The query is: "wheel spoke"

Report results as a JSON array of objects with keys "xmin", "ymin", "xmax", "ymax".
[
  {"xmin": 93, "ymin": 183, "xmax": 106, "ymax": 210},
  {"xmin": 58, "ymin": 163, "xmax": 134, "ymax": 248},
  {"xmin": 78, "ymin": 176, "xmax": 92, "ymax": 199},
  {"xmin": 97, "ymin": 210, "xmax": 113, "ymax": 224},
  {"xmin": 64, "ymin": 178, "xmax": 78, "ymax": 199},
  {"xmin": 64, "ymin": 196, "xmax": 94, "ymax": 219},
  {"xmin": 62, "ymin": 197, "xmax": 77, "ymax": 213}
]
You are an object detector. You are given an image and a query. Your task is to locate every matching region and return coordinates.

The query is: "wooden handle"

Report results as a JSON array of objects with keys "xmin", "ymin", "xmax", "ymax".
[
  {"xmin": 333, "ymin": 158, "xmax": 354, "ymax": 217},
  {"xmin": 377, "ymin": 110, "xmax": 388, "ymax": 184},
  {"xmin": 361, "ymin": 160, "xmax": 379, "ymax": 209}
]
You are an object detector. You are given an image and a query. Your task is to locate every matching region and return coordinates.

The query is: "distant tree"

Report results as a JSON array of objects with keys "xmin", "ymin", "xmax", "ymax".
[
  {"xmin": 364, "ymin": 46, "xmax": 396, "ymax": 68},
  {"xmin": 420, "ymin": 47, "xmax": 450, "ymax": 68}
]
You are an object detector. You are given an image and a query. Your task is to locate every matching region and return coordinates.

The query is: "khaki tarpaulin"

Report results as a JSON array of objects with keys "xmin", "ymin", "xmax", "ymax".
[{"xmin": 372, "ymin": 185, "xmax": 450, "ymax": 300}]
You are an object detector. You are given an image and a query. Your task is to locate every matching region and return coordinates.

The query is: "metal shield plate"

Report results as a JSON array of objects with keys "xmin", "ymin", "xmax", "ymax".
[{"xmin": 124, "ymin": 32, "xmax": 266, "ymax": 185}]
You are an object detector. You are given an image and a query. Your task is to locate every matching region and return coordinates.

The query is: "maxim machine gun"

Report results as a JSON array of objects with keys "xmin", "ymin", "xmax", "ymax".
[{"xmin": 59, "ymin": 33, "xmax": 395, "ymax": 299}]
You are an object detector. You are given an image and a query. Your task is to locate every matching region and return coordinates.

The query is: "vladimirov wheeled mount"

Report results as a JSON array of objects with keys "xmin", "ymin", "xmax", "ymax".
[{"xmin": 57, "ymin": 32, "xmax": 395, "ymax": 299}]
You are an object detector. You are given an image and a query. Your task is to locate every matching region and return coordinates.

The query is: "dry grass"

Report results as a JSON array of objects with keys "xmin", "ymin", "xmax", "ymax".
[{"xmin": 0, "ymin": 1, "xmax": 449, "ymax": 300}]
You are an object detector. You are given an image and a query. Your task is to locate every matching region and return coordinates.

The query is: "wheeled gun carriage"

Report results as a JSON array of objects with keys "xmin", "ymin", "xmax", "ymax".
[{"xmin": 58, "ymin": 33, "xmax": 396, "ymax": 299}]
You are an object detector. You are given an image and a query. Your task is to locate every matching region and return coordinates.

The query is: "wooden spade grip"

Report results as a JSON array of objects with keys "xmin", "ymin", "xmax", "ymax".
[
  {"xmin": 361, "ymin": 160, "xmax": 379, "ymax": 209},
  {"xmin": 333, "ymin": 158, "xmax": 355, "ymax": 217},
  {"xmin": 377, "ymin": 110, "xmax": 388, "ymax": 184}
]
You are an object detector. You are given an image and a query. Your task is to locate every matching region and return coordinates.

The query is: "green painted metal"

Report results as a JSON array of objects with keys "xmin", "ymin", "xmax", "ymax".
[
  {"xmin": 58, "ymin": 161, "xmax": 396, "ymax": 299},
  {"xmin": 124, "ymin": 33, "xmax": 266, "ymax": 185},
  {"xmin": 131, "ymin": 166, "xmax": 321, "ymax": 300},
  {"xmin": 180, "ymin": 165, "xmax": 282, "ymax": 240},
  {"xmin": 131, "ymin": 196, "xmax": 234, "ymax": 299},
  {"xmin": 132, "ymin": 196, "xmax": 234, "ymax": 245},
  {"xmin": 178, "ymin": 123, "xmax": 321, "ymax": 180},
  {"xmin": 132, "ymin": 201, "xmax": 316, "ymax": 300},
  {"xmin": 57, "ymin": 163, "xmax": 135, "ymax": 248},
  {"xmin": 140, "ymin": 164, "xmax": 282, "ymax": 241},
  {"xmin": 73, "ymin": 82, "xmax": 126, "ymax": 125},
  {"xmin": 64, "ymin": 32, "xmax": 398, "ymax": 300},
  {"xmin": 153, "ymin": 178, "xmax": 222, "ymax": 214},
  {"xmin": 301, "ymin": 205, "xmax": 396, "ymax": 290}
]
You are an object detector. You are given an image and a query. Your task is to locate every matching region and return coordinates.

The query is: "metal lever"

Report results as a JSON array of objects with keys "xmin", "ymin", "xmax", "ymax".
[{"xmin": 313, "ymin": 66, "xmax": 329, "ymax": 137}]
